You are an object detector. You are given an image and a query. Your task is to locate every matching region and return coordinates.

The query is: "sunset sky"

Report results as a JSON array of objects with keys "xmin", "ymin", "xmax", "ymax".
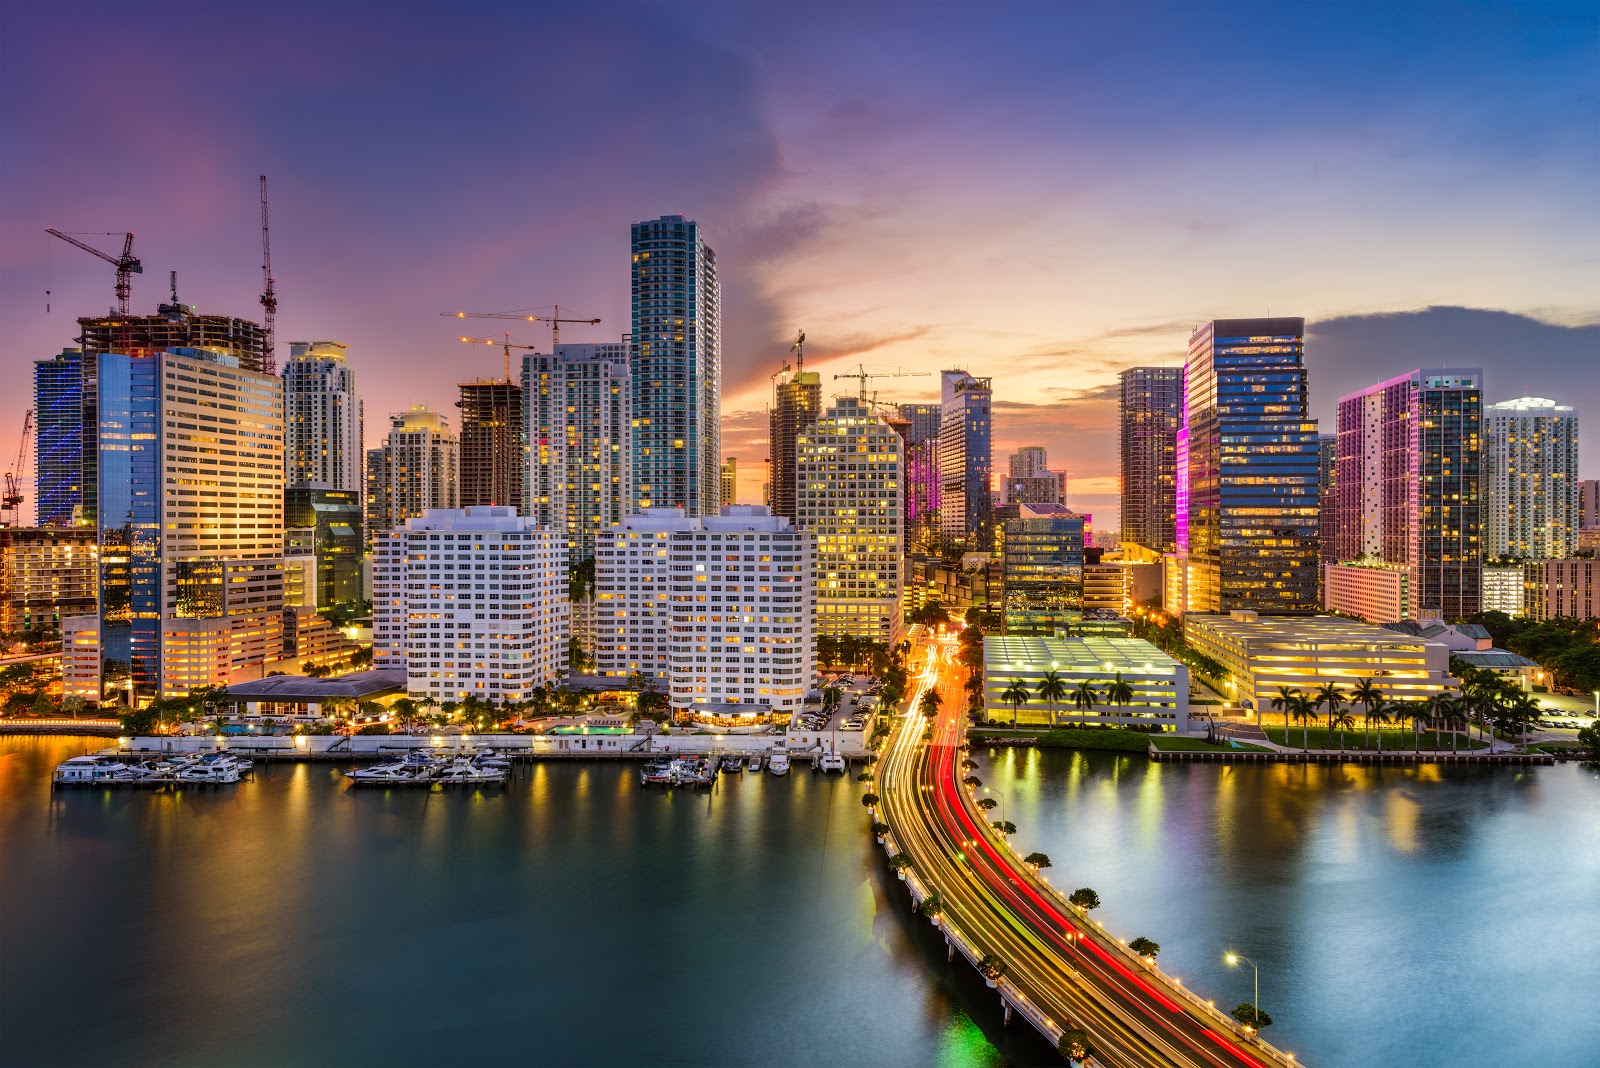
[{"xmin": 2, "ymin": 1, "xmax": 1596, "ymax": 532}]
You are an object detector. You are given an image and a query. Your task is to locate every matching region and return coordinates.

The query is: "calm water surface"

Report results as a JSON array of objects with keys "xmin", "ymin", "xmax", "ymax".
[
  {"xmin": 4, "ymin": 738, "xmax": 1597, "ymax": 1067},
  {"xmin": 977, "ymin": 747, "xmax": 1600, "ymax": 1067}
]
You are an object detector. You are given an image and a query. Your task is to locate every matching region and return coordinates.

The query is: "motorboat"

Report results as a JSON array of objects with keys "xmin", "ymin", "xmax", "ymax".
[
  {"xmin": 434, "ymin": 757, "xmax": 505, "ymax": 786},
  {"xmin": 721, "ymin": 755, "xmax": 744, "ymax": 772},
  {"xmin": 747, "ymin": 755, "xmax": 763, "ymax": 773},
  {"xmin": 640, "ymin": 762, "xmax": 674, "ymax": 785},
  {"xmin": 176, "ymin": 755, "xmax": 244, "ymax": 783},
  {"xmin": 345, "ymin": 761, "xmax": 415, "ymax": 783},
  {"xmin": 767, "ymin": 748, "xmax": 791, "ymax": 776},
  {"xmin": 818, "ymin": 749, "xmax": 847, "ymax": 774},
  {"xmin": 472, "ymin": 748, "xmax": 512, "ymax": 770},
  {"xmin": 53, "ymin": 756, "xmax": 138, "ymax": 784}
]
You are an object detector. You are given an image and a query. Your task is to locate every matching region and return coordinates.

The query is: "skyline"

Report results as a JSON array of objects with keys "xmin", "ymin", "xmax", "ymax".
[{"xmin": 2, "ymin": 2, "xmax": 1597, "ymax": 529}]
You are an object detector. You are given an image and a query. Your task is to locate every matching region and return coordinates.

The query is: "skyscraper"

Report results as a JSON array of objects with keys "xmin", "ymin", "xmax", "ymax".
[
  {"xmin": 997, "ymin": 503, "xmax": 1085, "ymax": 636},
  {"xmin": 283, "ymin": 340, "xmax": 363, "ymax": 493},
  {"xmin": 1484, "ymin": 397, "xmax": 1579, "ymax": 560},
  {"xmin": 33, "ymin": 347, "xmax": 96, "ymax": 527},
  {"xmin": 1331, "ymin": 369, "xmax": 1483, "ymax": 620},
  {"xmin": 284, "ymin": 485, "xmax": 363, "ymax": 614},
  {"xmin": 1118, "ymin": 366, "xmax": 1182, "ymax": 553},
  {"xmin": 457, "ymin": 379, "xmax": 524, "ymax": 510},
  {"xmin": 768, "ymin": 368, "xmax": 822, "ymax": 522},
  {"xmin": 1581, "ymin": 479, "xmax": 1600, "ymax": 530},
  {"xmin": 367, "ymin": 405, "xmax": 458, "ymax": 532},
  {"xmin": 85, "ymin": 345, "xmax": 285, "ymax": 700},
  {"xmin": 1317, "ymin": 433, "xmax": 1338, "ymax": 601},
  {"xmin": 523, "ymin": 342, "xmax": 632, "ymax": 561},
  {"xmin": 719, "ymin": 457, "xmax": 737, "ymax": 507},
  {"xmin": 898, "ymin": 403, "xmax": 941, "ymax": 552},
  {"xmin": 939, "ymin": 370, "xmax": 993, "ymax": 553},
  {"xmin": 1182, "ymin": 318, "xmax": 1320, "ymax": 615},
  {"xmin": 631, "ymin": 215, "xmax": 720, "ymax": 516},
  {"xmin": 1001, "ymin": 446, "xmax": 1067, "ymax": 506},
  {"xmin": 798, "ymin": 396, "xmax": 904, "ymax": 643}
]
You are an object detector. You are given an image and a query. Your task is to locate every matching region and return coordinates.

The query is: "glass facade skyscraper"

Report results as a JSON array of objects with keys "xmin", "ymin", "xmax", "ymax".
[
  {"xmin": 284, "ymin": 485, "xmax": 364, "ymax": 614},
  {"xmin": 1183, "ymin": 318, "xmax": 1320, "ymax": 614},
  {"xmin": 1118, "ymin": 366, "xmax": 1182, "ymax": 553},
  {"xmin": 997, "ymin": 503, "xmax": 1085, "ymax": 635},
  {"xmin": 631, "ymin": 215, "xmax": 720, "ymax": 517},
  {"xmin": 33, "ymin": 348, "xmax": 97, "ymax": 527},
  {"xmin": 939, "ymin": 370, "xmax": 993, "ymax": 552}
]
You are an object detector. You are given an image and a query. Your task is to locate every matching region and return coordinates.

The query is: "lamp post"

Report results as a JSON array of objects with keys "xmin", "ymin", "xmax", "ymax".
[
  {"xmin": 982, "ymin": 787, "xmax": 1006, "ymax": 824},
  {"xmin": 1224, "ymin": 952, "xmax": 1260, "ymax": 1033}
]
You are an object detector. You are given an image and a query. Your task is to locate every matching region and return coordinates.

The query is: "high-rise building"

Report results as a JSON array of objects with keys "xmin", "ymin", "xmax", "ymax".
[
  {"xmin": 1523, "ymin": 558, "xmax": 1600, "ymax": 622},
  {"xmin": 769, "ymin": 369, "xmax": 823, "ymax": 522},
  {"xmin": 1181, "ymin": 318, "xmax": 1320, "ymax": 615},
  {"xmin": 78, "ymin": 303, "xmax": 268, "ymax": 372},
  {"xmin": 1318, "ymin": 433, "xmax": 1338, "ymax": 601},
  {"xmin": 1001, "ymin": 446, "xmax": 1067, "ymax": 506},
  {"xmin": 282, "ymin": 341, "xmax": 363, "ymax": 493},
  {"xmin": 594, "ymin": 508, "xmax": 698, "ymax": 686},
  {"xmin": 720, "ymin": 457, "xmax": 738, "ymax": 507},
  {"xmin": 1118, "ymin": 366, "xmax": 1182, "ymax": 553},
  {"xmin": 666, "ymin": 506, "xmax": 815, "ymax": 725},
  {"xmin": 88, "ymin": 345, "xmax": 285, "ymax": 700},
  {"xmin": 372, "ymin": 506, "xmax": 567, "ymax": 703},
  {"xmin": 1332, "ymin": 368, "xmax": 1483, "ymax": 620},
  {"xmin": 997, "ymin": 503, "xmax": 1084, "ymax": 636},
  {"xmin": 1483, "ymin": 397, "xmax": 1579, "ymax": 561},
  {"xmin": 284, "ymin": 485, "xmax": 363, "ymax": 614},
  {"xmin": 523, "ymin": 342, "xmax": 633, "ymax": 561},
  {"xmin": 457, "ymin": 379, "xmax": 524, "ymax": 510},
  {"xmin": 1581, "ymin": 480, "xmax": 1600, "ymax": 530},
  {"xmin": 898, "ymin": 403, "xmax": 941, "ymax": 551},
  {"xmin": 0, "ymin": 528, "xmax": 97, "ymax": 635},
  {"xmin": 939, "ymin": 370, "xmax": 993, "ymax": 552},
  {"xmin": 798, "ymin": 396, "xmax": 904, "ymax": 643},
  {"xmin": 33, "ymin": 348, "xmax": 97, "ymax": 527},
  {"xmin": 631, "ymin": 215, "xmax": 720, "ymax": 516},
  {"xmin": 366, "ymin": 405, "xmax": 458, "ymax": 532}
]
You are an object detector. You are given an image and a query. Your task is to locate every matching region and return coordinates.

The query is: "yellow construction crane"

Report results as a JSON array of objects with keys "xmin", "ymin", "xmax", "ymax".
[
  {"xmin": 456, "ymin": 335, "xmax": 537, "ymax": 383},
  {"xmin": 441, "ymin": 305, "xmax": 601, "ymax": 350},
  {"xmin": 832, "ymin": 363, "xmax": 931, "ymax": 401}
]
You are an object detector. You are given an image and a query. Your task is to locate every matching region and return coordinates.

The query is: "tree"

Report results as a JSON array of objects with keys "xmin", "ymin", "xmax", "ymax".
[
  {"xmin": 1367, "ymin": 701, "xmax": 1393, "ymax": 754},
  {"xmin": 963, "ymin": 775, "xmax": 983, "ymax": 788},
  {"xmin": 992, "ymin": 820, "xmax": 1016, "ymax": 835},
  {"xmin": 1269, "ymin": 685, "xmax": 1302, "ymax": 740},
  {"xmin": 1316, "ymin": 681, "xmax": 1344, "ymax": 737},
  {"xmin": 977, "ymin": 953, "xmax": 1005, "ymax": 982},
  {"xmin": 975, "ymin": 797, "xmax": 997, "ymax": 811},
  {"xmin": 1071, "ymin": 679, "xmax": 1098, "ymax": 725},
  {"xmin": 918, "ymin": 687, "xmax": 943, "ymax": 721},
  {"xmin": 1129, "ymin": 936, "xmax": 1160, "ymax": 960},
  {"xmin": 1058, "ymin": 1028, "xmax": 1093, "ymax": 1063},
  {"xmin": 860, "ymin": 793, "xmax": 880, "ymax": 809},
  {"xmin": 1000, "ymin": 679, "xmax": 1030, "ymax": 728},
  {"xmin": 1106, "ymin": 671, "xmax": 1134, "ymax": 712},
  {"xmin": 1024, "ymin": 852, "xmax": 1051, "ymax": 870},
  {"xmin": 1351, "ymin": 678, "xmax": 1383, "ymax": 750},
  {"xmin": 1068, "ymin": 887, "xmax": 1101, "ymax": 912},
  {"xmin": 1437, "ymin": 697, "xmax": 1468, "ymax": 754},
  {"xmin": 918, "ymin": 892, "xmax": 944, "ymax": 918},
  {"xmin": 1036, "ymin": 669, "xmax": 1068, "ymax": 729},
  {"xmin": 1231, "ymin": 1003, "xmax": 1273, "ymax": 1030},
  {"xmin": 1329, "ymin": 709, "xmax": 1356, "ymax": 752},
  {"xmin": 1289, "ymin": 692, "xmax": 1316, "ymax": 752},
  {"xmin": 887, "ymin": 853, "xmax": 912, "ymax": 874},
  {"xmin": 871, "ymin": 820, "xmax": 890, "ymax": 838}
]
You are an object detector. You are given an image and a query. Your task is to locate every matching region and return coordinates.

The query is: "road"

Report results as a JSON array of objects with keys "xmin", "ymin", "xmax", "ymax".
[{"xmin": 878, "ymin": 637, "xmax": 1299, "ymax": 1068}]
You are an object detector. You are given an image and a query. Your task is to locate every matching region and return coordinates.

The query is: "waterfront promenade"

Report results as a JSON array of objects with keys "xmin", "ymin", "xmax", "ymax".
[{"xmin": 879, "ymin": 641, "xmax": 1300, "ymax": 1067}]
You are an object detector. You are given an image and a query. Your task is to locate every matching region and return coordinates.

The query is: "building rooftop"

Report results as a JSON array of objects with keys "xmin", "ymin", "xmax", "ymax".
[
  {"xmin": 1449, "ymin": 650, "xmax": 1538, "ymax": 670},
  {"xmin": 225, "ymin": 669, "xmax": 406, "ymax": 700},
  {"xmin": 984, "ymin": 635, "xmax": 1182, "ymax": 675},
  {"xmin": 1186, "ymin": 613, "xmax": 1446, "ymax": 651}
]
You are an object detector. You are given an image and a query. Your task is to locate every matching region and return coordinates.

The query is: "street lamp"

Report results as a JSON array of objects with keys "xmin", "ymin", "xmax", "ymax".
[
  {"xmin": 982, "ymin": 787, "xmax": 1006, "ymax": 824},
  {"xmin": 1224, "ymin": 952, "xmax": 1260, "ymax": 1033}
]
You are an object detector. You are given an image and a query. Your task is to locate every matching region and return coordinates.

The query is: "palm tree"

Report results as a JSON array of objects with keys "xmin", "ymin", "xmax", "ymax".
[
  {"xmin": 918, "ymin": 687, "xmax": 943, "ymax": 721},
  {"xmin": 1071, "ymin": 679, "xmax": 1098, "ymax": 726},
  {"xmin": 1351, "ymin": 678, "xmax": 1383, "ymax": 751},
  {"xmin": 1411, "ymin": 704, "xmax": 1430, "ymax": 753},
  {"xmin": 1329, "ymin": 708, "xmax": 1356, "ymax": 752},
  {"xmin": 999, "ymin": 680, "xmax": 1030, "ymax": 728},
  {"xmin": 1368, "ymin": 701, "xmax": 1393, "ymax": 754},
  {"xmin": 1269, "ymin": 685, "xmax": 1303, "ymax": 744},
  {"xmin": 1437, "ymin": 696, "xmax": 1467, "ymax": 754},
  {"xmin": 1316, "ymin": 681, "xmax": 1345, "ymax": 737},
  {"xmin": 1107, "ymin": 671, "xmax": 1135, "ymax": 714},
  {"xmin": 1036, "ymin": 670, "xmax": 1069, "ymax": 729},
  {"xmin": 1290, "ymin": 693, "xmax": 1316, "ymax": 752}
]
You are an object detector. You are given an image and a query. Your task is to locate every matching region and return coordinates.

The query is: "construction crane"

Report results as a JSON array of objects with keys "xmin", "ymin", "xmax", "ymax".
[
  {"xmin": 441, "ymin": 305, "xmax": 601, "ymax": 349},
  {"xmin": 457, "ymin": 335, "xmax": 537, "ymax": 383},
  {"xmin": 3, "ymin": 410, "xmax": 34, "ymax": 528},
  {"xmin": 832, "ymin": 363, "xmax": 931, "ymax": 401},
  {"xmin": 45, "ymin": 230, "xmax": 141, "ymax": 314},
  {"xmin": 258, "ymin": 175, "xmax": 278, "ymax": 374},
  {"xmin": 790, "ymin": 329, "xmax": 807, "ymax": 370}
]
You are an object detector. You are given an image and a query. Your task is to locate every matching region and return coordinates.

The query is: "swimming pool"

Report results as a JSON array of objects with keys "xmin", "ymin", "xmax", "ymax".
[{"xmin": 546, "ymin": 725, "xmax": 631, "ymax": 735}]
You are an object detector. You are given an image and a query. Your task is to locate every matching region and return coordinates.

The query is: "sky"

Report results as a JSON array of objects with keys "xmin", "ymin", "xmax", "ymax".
[{"xmin": 2, "ymin": 1, "xmax": 1597, "ymax": 532}]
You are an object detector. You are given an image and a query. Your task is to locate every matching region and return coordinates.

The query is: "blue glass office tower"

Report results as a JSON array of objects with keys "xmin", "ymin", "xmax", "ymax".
[
  {"xmin": 1182, "ymin": 318, "xmax": 1321, "ymax": 614},
  {"xmin": 97, "ymin": 352, "xmax": 162, "ymax": 692},
  {"xmin": 939, "ymin": 370, "xmax": 994, "ymax": 552},
  {"xmin": 33, "ymin": 348, "xmax": 97, "ymax": 527},
  {"xmin": 630, "ymin": 215, "xmax": 720, "ymax": 516}
]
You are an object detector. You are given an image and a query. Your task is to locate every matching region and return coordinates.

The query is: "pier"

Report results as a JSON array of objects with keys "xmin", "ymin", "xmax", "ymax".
[{"xmin": 1149, "ymin": 747, "xmax": 1554, "ymax": 766}]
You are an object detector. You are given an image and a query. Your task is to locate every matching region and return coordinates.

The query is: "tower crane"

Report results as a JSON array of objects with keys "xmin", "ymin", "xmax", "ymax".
[
  {"xmin": 259, "ymin": 175, "xmax": 278, "ymax": 374},
  {"xmin": 3, "ymin": 410, "xmax": 34, "ymax": 528},
  {"xmin": 832, "ymin": 364, "xmax": 931, "ymax": 401},
  {"xmin": 441, "ymin": 306, "xmax": 601, "ymax": 349},
  {"xmin": 45, "ymin": 230, "xmax": 141, "ymax": 314},
  {"xmin": 456, "ymin": 335, "xmax": 538, "ymax": 383}
]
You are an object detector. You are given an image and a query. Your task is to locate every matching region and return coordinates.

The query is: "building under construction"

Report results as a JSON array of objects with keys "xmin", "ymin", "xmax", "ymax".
[
  {"xmin": 79, "ymin": 300, "xmax": 268, "ymax": 372},
  {"xmin": 457, "ymin": 380, "xmax": 524, "ymax": 511},
  {"xmin": 768, "ymin": 368, "xmax": 822, "ymax": 523}
]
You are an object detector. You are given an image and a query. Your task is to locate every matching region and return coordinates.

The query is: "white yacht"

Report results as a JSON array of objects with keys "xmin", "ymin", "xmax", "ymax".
[
  {"xmin": 53, "ymin": 756, "xmax": 137, "ymax": 784},
  {"xmin": 345, "ymin": 761, "xmax": 414, "ymax": 784},
  {"xmin": 818, "ymin": 749, "xmax": 847, "ymax": 774},
  {"xmin": 767, "ymin": 747, "xmax": 791, "ymax": 776},
  {"xmin": 746, "ymin": 754, "xmax": 763, "ymax": 773},
  {"xmin": 176, "ymin": 755, "xmax": 244, "ymax": 784},
  {"xmin": 434, "ymin": 757, "xmax": 505, "ymax": 786}
]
